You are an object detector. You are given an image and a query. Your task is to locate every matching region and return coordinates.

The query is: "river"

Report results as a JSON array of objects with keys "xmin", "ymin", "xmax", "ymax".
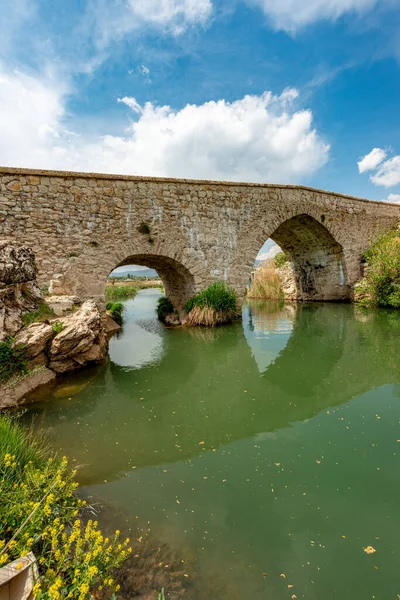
[{"xmin": 24, "ymin": 288, "xmax": 400, "ymax": 599}]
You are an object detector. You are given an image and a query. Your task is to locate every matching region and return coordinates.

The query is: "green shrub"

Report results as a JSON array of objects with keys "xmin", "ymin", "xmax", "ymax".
[
  {"xmin": 184, "ymin": 282, "xmax": 238, "ymax": 326},
  {"xmin": 105, "ymin": 286, "xmax": 139, "ymax": 301},
  {"xmin": 355, "ymin": 227, "xmax": 400, "ymax": 308},
  {"xmin": 138, "ymin": 222, "xmax": 151, "ymax": 234},
  {"xmin": 156, "ymin": 296, "xmax": 174, "ymax": 322},
  {"xmin": 22, "ymin": 301, "xmax": 55, "ymax": 327},
  {"xmin": 106, "ymin": 301, "xmax": 124, "ymax": 325},
  {"xmin": 274, "ymin": 251, "xmax": 289, "ymax": 268},
  {"xmin": 0, "ymin": 414, "xmax": 131, "ymax": 598},
  {"xmin": 185, "ymin": 281, "xmax": 237, "ymax": 313},
  {"xmin": 0, "ymin": 337, "xmax": 28, "ymax": 383}
]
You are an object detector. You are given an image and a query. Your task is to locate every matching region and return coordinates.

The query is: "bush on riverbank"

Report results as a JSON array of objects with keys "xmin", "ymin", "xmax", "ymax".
[
  {"xmin": 355, "ymin": 227, "xmax": 400, "ymax": 308},
  {"xmin": 185, "ymin": 282, "xmax": 238, "ymax": 326},
  {"xmin": 274, "ymin": 251, "xmax": 289, "ymax": 268},
  {"xmin": 157, "ymin": 296, "xmax": 174, "ymax": 322},
  {"xmin": 0, "ymin": 337, "xmax": 28, "ymax": 383},
  {"xmin": 248, "ymin": 262, "xmax": 283, "ymax": 300},
  {"xmin": 0, "ymin": 414, "xmax": 131, "ymax": 599},
  {"xmin": 106, "ymin": 286, "xmax": 139, "ymax": 301},
  {"xmin": 106, "ymin": 301, "xmax": 124, "ymax": 325}
]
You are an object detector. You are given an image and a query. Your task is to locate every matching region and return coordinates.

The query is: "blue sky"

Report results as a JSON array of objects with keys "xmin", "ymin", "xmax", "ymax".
[{"xmin": 1, "ymin": 0, "xmax": 400, "ymax": 218}]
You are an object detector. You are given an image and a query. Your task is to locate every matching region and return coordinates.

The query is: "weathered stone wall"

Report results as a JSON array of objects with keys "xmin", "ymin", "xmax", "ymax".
[{"xmin": 1, "ymin": 167, "xmax": 399, "ymax": 307}]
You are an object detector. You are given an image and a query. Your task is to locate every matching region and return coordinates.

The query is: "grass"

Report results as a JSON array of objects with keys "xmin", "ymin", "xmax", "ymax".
[
  {"xmin": 0, "ymin": 414, "xmax": 132, "ymax": 599},
  {"xmin": 185, "ymin": 282, "xmax": 238, "ymax": 326},
  {"xmin": 106, "ymin": 301, "xmax": 124, "ymax": 325},
  {"xmin": 105, "ymin": 285, "xmax": 139, "ymax": 301},
  {"xmin": 156, "ymin": 296, "xmax": 174, "ymax": 322},
  {"xmin": 21, "ymin": 301, "xmax": 55, "ymax": 327},
  {"xmin": 0, "ymin": 337, "xmax": 28, "ymax": 383},
  {"xmin": 355, "ymin": 226, "xmax": 400, "ymax": 308},
  {"xmin": 248, "ymin": 263, "xmax": 283, "ymax": 300}
]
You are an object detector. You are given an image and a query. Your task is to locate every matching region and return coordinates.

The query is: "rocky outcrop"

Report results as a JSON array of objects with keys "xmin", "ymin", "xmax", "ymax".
[
  {"xmin": 49, "ymin": 301, "xmax": 107, "ymax": 373},
  {"xmin": 277, "ymin": 262, "xmax": 297, "ymax": 300},
  {"xmin": 15, "ymin": 322, "xmax": 53, "ymax": 366},
  {"xmin": 0, "ymin": 242, "xmax": 43, "ymax": 340}
]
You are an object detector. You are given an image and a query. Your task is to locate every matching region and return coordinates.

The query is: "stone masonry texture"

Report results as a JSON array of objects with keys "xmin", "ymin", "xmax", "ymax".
[{"xmin": 1, "ymin": 166, "xmax": 400, "ymax": 308}]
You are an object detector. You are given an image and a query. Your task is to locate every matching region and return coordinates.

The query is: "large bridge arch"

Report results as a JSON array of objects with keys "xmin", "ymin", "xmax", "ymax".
[{"xmin": 245, "ymin": 212, "xmax": 350, "ymax": 301}]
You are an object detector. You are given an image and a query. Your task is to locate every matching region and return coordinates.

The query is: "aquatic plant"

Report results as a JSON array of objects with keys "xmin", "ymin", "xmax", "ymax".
[
  {"xmin": 185, "ymin": 281, "xmax": 238, "ymax": 326},
  {"xmin": 248, "ymin": 263, "xmax": 283, "ymax": 300},
  {"xmin": 105, "ymin": 285, "xmax": 139, "ymax": 301},
  {"xmin": 355, "ymin": 226, "xmax": 400, "ymax": 308},
  {"xmin": 22, "ymin": 301, "xmax": 55, "ymax": 327},
  {"xmin": 0, "ymin": 414, "xmax": 132, "ymax": 599},
  {"xmin": 157, "ymin": 296, "xmax": 174, "ymax": 322},
  {"xmin": 0, "ymin": 337, "xmax": 28, "ymax": 383},
  {"xmin": 106, "ymin": 301, "xmax": 124, "ymax": 325}
]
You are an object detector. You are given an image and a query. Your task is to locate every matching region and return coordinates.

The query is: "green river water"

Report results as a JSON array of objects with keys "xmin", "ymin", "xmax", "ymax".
[{"xmin": 25, "ymin": 288, "xmax": 400, "ymax": 599}]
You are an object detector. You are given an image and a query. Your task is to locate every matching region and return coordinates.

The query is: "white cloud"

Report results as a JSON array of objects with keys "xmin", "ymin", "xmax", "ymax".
[
  {"xmin": 257, "ymin": 243, "xmax": 281, "ymax": 262},
  {"xmin": 357, "ymin": 147, "xmax": 387, "ymax": 173},
  {"xmin": 90, "ymin": 0, "xmax": 213, "ymax": 47},
  {"xmin": 249, "ymin": 0, "xmax": 377, "ymax": 33},
  {"xmin": 370, "ymin": 155, "xmax": 400, "ymax": 188},
  {"xmin": 387, "ymin": 193, "xmax": 400, "ymax": 203},
  {"xmin": 0, "ymin": 69, "xmax": 329, "ymax": 184}
]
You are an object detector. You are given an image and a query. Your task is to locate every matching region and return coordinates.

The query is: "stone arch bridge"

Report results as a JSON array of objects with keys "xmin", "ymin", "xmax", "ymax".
[{"xmin": 1, "ymin": 167, "xmax": 399, "ymax": 308}]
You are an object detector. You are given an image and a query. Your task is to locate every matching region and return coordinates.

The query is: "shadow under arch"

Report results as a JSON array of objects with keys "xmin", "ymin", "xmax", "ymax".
[
  {"xmin": 269, "ymin": 214, "xmax": 349, "ymax": 301},
  {"xmin": 112, "ymin": 253, "xmax": 196, "ymax": 309}
]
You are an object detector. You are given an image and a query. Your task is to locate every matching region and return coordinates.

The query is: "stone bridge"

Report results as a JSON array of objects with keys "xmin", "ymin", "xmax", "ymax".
[{"xmin": 1, "ymin": 167, "xmax": 399, "ymax": 308}]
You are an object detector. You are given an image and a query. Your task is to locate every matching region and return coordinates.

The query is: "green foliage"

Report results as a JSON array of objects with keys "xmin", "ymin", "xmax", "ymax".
[
  {"xmin": 105, "ymin": 286, "xmax": 139, "ymax": 301},
  {"xmin": 355, "ymin": 227, "xmax": 400, "ymax": 308},
  {"xmin": 157, "ymin": 590, "xmax": 165, "ymax": 600},
  {"xmin": 184, "ymin": 281, "xmax": 237, "ymax": 313},
  {"xmin": 51, "ymin": 322, "xmax": 63, "ymax": 337},
  {"xmin": 0, "ymin": 414, "xmax": 131, "ymax": 599},
  {"xmin": 156, "ymin": 296, "xmax": 174, "ymax": 322},
  {"xmin": 106, "ymin": 301, "xmax": 124, "ymax": 325},
  {"xmin": 274, "ymin": 251, "xmax": 289, "ymax": 268},
  {"xmin": 22, "ymin": 302, "xmax": 55, "ymax": 327},
  {"xmin": 0, "ymin": 337, "xmax": 28, "ymax": 383},
  {"xmin": 138, "ymin": 222, "xmax": 151, "ymax": 234}
]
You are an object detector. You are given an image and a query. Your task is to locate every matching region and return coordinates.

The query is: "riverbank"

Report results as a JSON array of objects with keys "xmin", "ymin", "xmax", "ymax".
[{"xmin": 0, "ymin": 413, "xmax": 131, "ymax": 598}]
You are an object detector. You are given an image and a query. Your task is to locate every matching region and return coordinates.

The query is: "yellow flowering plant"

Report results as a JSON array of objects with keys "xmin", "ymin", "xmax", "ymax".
[{"xmin": 0, "ymin": 415, "xmax": 131, "ymax": 599}]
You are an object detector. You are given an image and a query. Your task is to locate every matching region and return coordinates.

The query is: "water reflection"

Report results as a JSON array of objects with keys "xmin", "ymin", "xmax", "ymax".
[{"xmin": 22, "ymin": 291, "xmax": 400, "ymax": 600}]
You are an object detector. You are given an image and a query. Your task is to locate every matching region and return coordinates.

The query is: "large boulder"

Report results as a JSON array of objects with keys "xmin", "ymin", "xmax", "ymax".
[
  {"xmin": 0, "ymin": 242, "xmax": 43, "ymax": 340},
  {"xmin": 49, "ymin": 301, "xmax": 107, "ymax": 373},
  {"xmin": 15, "ymin": 322, "xmax": 53, "ymax": 360}
]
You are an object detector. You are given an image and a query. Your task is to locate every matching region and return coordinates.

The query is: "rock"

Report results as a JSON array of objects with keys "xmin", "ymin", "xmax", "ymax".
[
  {"xmin": 46, "ymin": 295, "xmax": 81, "ymax": 316},
  {"xmin": 49, "ymin": 300, "xmax": 107, "ymax": 373},
  {"xmin": 15, "ymin": 322, "xmax": 53, "ymax": 359},
  {"xmin": 0, "ymin": 241, "xmax": 37, "ymax": 284},
  {"xmin": 0, "ymin": 242, "xmax": 43, "ymax": 341},
  {"xmin": 277, "ymin": 262, "xmax": 297, "ymax": 300},
  {"xmin": 49, "ymin": 274, "xmax": 69, "ymax": 296},
  {"xmin": 165, "ymin": 313, "xmax": 181, "ymax": 326},
  {"xmin": 104, "ymin": 314, "xmax": 121, "ymax": 336},
  {"xmin": 0, "ymin": 368, "xmax": 56, "ymax": 409}
]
